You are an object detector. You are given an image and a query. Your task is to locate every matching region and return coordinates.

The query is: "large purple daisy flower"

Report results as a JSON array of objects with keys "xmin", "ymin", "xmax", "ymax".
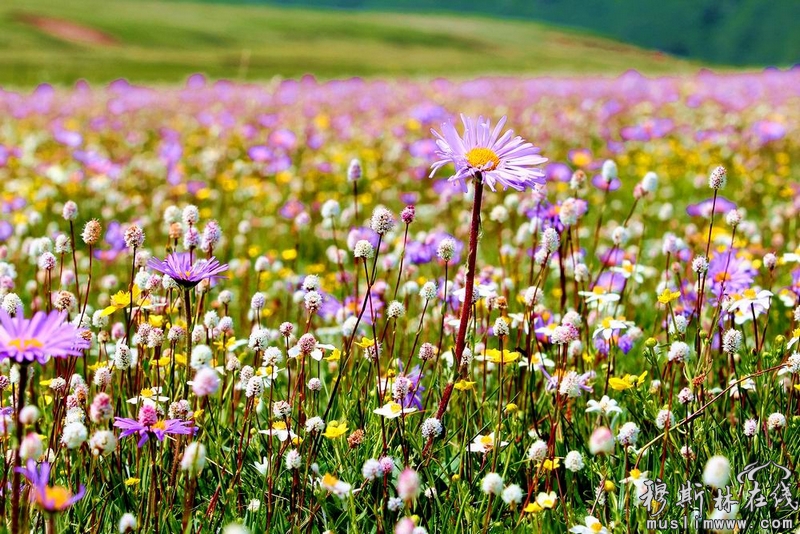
[
  {"xmin": 17, "ymin": 459, "xmax": 85, "ymax": 512},
  {"xmin": 429, "ymin": 115, "xmax": 547, "ymax": 192},
  {"xmin": 0, "ymin": 308, "xmax": 89, "ymax": 364},
  {"xmin": 147, "ymin": 252, "xmax": 228, "ymax": 288}
]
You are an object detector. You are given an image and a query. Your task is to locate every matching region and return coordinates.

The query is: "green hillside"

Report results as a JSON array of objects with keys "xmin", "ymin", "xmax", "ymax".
[
  {"xmin": 0, "ymin": 0, "xmax": 698, "ymax": 87},
  {"xmin": 251, "ymin": 0, "xmax": 800, "ymax": 66}
]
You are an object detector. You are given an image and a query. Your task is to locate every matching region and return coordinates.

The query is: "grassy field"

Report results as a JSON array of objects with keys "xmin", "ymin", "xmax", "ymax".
[{"xmin": 0, "ymin": 0, "xmax": 699, "ymax": 87}]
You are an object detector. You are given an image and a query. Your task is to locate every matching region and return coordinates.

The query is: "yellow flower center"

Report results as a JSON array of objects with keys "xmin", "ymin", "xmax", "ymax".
[
  {"xmin": 8, "ymin": 338, "xmax": 43, "ymax": 350},
  {"xmin": 592, "ymin": 286, "xmax": 607, "ymax": 295},
  {"xmin": 322, "ymin": 473, "xmax": 339, "ymax": 487},
  {"xmin": 151, "ymin": 420, "xmax": 167, "ymax": 431},
  {"xmin": 41, "ymin": 486, "xmax": 73, "ymax": 510},
  {"xmin": 140, "ymin": 388, "xmax": 154, "ymax": 398},
  {"xmin": 714, "ymin": 272, "xmax": 730, "ymax": 283},
  {"xmin": 389, "ymin": 402, "xmax": 402, "ymax": 414},
  {"xmin": 591, "ymin": 522, "xmax": 603, "ymax": 532},
  {"xmin": 479, "ymin": 435, "xmax": 494, "ymax": 446},
  {"xmin": 601, "ymin": 317, "xmax": 613, "ymax": 329},
  {"xmin": 743, "ymin": 288, "xmax": 757, "ymax": 299},
  {"xmin": 466, "ymin": 147, "xmax": 500, "ymax": 171},
  {"xmin": 573, "ymin": 152, "xmax": 591, "ymax": 166}
]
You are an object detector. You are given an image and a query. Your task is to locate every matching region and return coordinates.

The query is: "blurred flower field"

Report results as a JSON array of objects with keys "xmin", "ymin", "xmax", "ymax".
[{"xmin": 0, "ymin": 69, "xmax": 799, "ymax": 533}]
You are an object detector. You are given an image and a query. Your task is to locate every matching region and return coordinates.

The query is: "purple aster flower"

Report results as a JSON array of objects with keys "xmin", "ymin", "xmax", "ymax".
[
  {"xmin": 540, "ymin": 366, "xmax": 596, "ymax": 395},
  {"xmin": 591, "ymin": 174, "xmax": 622, "ymax": 191},
  {"xmin": 406, "ymin": 240, "xmax": 434, "ymax": 265},
  {"xmin": 269, "ymin": 128, "xmax": 297, "ymax": 150},
  {"xmin": 593, "ymin": 337, "xmax": 610, "ymax": 357},
  {"xmin": 545, "ymin": 162, "xmax": 573, "ymax": 182},
  {"xmin": 147, "ymin": 252, "xmax": 228, "ymax": 288},
  {"xmin": 617, "ymin": 335, "xmax": 634, "ymax": 355},
  {"xmin": 16, "ymin": 459, "xmax": 85, "ymax": 512},
  {"xmin": 597, "ymin": 247, "xmax": 626, "ymax": 267},
  {"xmin": 593, "ymin": 272, "xmax": 626, "ymax": 294},
  {"xmin": 0, "ymin": 309, "xmax": 89, "ymax": 364},
  {"xmin": 427, "ymin": 231, "xmax": 463, "ymax": 264},
  {"xmin": 0, "ymin": 221, "xmax": 12, "ymax": 242},
  {"xmin": 620, "ymin": 118, "xmax": 673, "ymax": 141},
  {"xmin": 751, "ymin": 120, "xmax": 786, "ymax": 143},
  {"xmin": 94, "ymin": 221, "xmax": 127, "ymax": 262},
  {"xmin": 346, "ymin": 227, "xmax": 380, "ymax": 251},
  {"xmin": 114, "ymin": 404, "xmax": 195, "ymax": 448},
  {"xmin": 53, "ymin": 128, "xmax": 82, "ymax": 148},
  {"xmin": 686, "ymin": 196, "xmax": 736, "ymax": 218},
  {"xmin": 429, "ymin": 115, "xmax": 547, "ymax": 192},
  {"xmin": 707, "ymin": 250, "xmax": 755, "ymax": 300},
  {"xmin": 1, "ymin": 195, "xmax": 25, "ymax": 214},
  {"xmin": 317, "ymin": 291, "xmax": 343, "ymax": 321},
  {"xmin": 409, "ymin": 139, "xmax": 438, "ymax": 159},
  {"xmin": 279, "ymin": 199, "xmax": 305, "ymax": 220},
  {"xmin": 248, "ymin": 145, "xmax": 272, "ymax": 163},
  {"xmin": 410, "ymin": 103, "xmax": 449, "ymax": 124},
  {"xmin": 397, "ymin": 360, "xmax": 424, "ymax": 410}
]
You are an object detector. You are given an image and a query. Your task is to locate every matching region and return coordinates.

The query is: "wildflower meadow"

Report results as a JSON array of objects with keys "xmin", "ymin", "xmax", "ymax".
[{"xmin": 0, "ymin": 70, "xmax": 799, "ymax": 533}]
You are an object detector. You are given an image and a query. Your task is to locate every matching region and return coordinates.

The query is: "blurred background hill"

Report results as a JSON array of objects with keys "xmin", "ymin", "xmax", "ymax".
[
  {"xmin": 2, "ymin": 0, "xmax": 795, "ymax": 87},
  {"xmin": 245, "ymin": 0, "xmax": 800, "ymax": 66},
  {"xmin": 0, "ymin": 0, "xmax": 701, "ymax": 86}
]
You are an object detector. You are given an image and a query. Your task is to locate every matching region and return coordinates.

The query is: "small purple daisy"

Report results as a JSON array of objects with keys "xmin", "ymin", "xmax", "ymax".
[
  {"xmin": 147, "ymin": 252, "xmax": 228, "ymax": 288},
  {"xmin": 114, "ymin": 404, "xmax": 195, "ymax": 447},
  {"xmin": 17, "ymin": 459, "xmax": 85, "ymax": 512}
]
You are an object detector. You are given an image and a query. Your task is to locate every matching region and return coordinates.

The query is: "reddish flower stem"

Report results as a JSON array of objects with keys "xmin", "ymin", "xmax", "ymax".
[{"xmin": 422, "ymin": 177, "xmax": 484, "ymax": 459}]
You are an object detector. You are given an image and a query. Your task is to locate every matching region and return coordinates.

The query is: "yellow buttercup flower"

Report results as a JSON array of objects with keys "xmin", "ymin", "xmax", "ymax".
[
  {"xmin": 213, "ymin": 337, "xmax": 238, "ymax": 352},
  {"xmin": 656, "ymin": 288, "xmax": 680, "ymax": 305},
  {"xmin": 101, "ymin": 286, "xmax": 148, "ymax": 317},
  {"xmin": 324, "ymin": 349, "xmax": 341, "ymax": 362},
  {"xmin": 454, "ymin": 379, "xmax": 476, "ymax": 391},
  {"xmin": 88, "ymin": 361, "xmax": 107, "ymax": 372},
  {"xmin": 354, "ymin": 337, "xmax": 375, "ymax": 349},
  {"xmin": 608, "ymin": 371, "xmax": 647, "ymax": 391},
  {"xmin": 541, "ymin": 458, "xmax": 560, "ymax": 471},
  {"xmin": 485, "ymin": 349, "xmax": 520, "ymax": 365},
  {"xmin": 523, "ymin": 502, "xmax": 543, "ymax": 513},
  {"xmin": 322, "ymin": 420, "xmax": 348, "ymax": 439}
]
